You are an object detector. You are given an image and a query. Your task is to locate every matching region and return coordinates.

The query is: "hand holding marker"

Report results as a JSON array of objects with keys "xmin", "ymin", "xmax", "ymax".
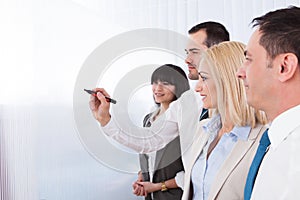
[{"xmin": 84, "ymin": 89, "xmax": 117, "ymax": 104}]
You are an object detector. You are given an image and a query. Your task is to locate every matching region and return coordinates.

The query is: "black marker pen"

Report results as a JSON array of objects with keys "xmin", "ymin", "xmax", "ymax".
[{"xmin": 84, "ymin": 89, "xmax": 117, "ymax": 104}]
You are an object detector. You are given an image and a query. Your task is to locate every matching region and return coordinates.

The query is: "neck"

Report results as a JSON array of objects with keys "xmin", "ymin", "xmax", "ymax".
[
  {"xmin": 266, "ymin": 102, "xmax": 300, "ymax": 122},
  {"xmin": 219, "ymin": 114, "xmax": 234, "ymax": 137},
  {"xmin": 160, "ymin": 103, "xmax": 169, "ymax": 112},
  {"xmin": 206, "ymin": 114, "xmax": 233, "ymax": 159},
  {"xmin": 265, "ymin": 84, "xmax": 300, "ymax": 121},
  {"xmin": 153, "ymin": 103, "xmax": 170, "ymax": 121},
  {"xmin": 219, "ymin": 123, "xmax": 234, "ymax": 135}
]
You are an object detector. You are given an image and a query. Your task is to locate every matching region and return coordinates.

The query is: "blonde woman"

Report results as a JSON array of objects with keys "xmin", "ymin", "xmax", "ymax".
[{"xmin": 181, "ymin": 41, "xmax": 268, "ymax": 200}]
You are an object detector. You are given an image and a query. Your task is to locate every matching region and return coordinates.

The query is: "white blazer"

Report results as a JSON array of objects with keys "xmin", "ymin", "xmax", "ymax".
[{"xmin": 181, "ymin": 119, "xmax": 267, "ymax": 200}]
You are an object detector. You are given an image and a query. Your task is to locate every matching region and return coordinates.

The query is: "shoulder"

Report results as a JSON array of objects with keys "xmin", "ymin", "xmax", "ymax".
[{"xmin": 248, "ymin": 123, "xmax": 268, "ymax": 140}]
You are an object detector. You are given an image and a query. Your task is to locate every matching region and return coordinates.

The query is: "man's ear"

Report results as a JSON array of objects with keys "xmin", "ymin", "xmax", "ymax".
[{"xmin": 278, "ymin": 53, "xmax": 299, "ymax": 82}]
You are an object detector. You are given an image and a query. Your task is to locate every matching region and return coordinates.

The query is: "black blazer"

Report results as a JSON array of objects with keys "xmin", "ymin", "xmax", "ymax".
[{"xmin": 139, "ymin": 113, "xmax": 184, "ymax": 200}]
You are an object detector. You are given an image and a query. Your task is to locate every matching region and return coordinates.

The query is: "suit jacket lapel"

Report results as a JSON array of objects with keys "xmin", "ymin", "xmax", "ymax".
[
  {"xmin": 208, "ymin": 125, "xmax": 264, "ymax": 200},
  {"xmin": 183, "ymin": 124, "xmax": 210, "ymax": 200},
  {"xmin": 190, "ymin": 120, "xmax": 211, "ymax": 166},
  {"xmin": 190, "ymin": 131, "xmax": 210, "ymax": 169},
  {"xmin": 154, "ymin": 146, "xmax": 166, "ymax": 171},
  {"xmin": 154, "ymin": 136, "xmax": 182, "ymax": 172}
]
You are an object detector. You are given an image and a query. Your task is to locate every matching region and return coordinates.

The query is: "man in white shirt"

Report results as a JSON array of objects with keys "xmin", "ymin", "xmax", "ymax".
[
  {"xmin": 185, "ymin": 22, "xmax": 229, "ymax": 120},
  {"xmin": 237, "ymin": 6, "xmax": 300, "ymax": 200}
]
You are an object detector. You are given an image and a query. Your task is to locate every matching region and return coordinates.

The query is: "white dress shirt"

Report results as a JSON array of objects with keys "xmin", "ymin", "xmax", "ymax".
[{"xmin": 251, "ymin": 104, "xmax": 300, "ymax": 199}]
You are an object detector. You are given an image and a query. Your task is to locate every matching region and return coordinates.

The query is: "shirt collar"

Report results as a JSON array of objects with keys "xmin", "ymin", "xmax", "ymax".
[
  {"xmin": 203, "ymin": 114, "xmax": 251, "ymax": 141},
  {"xmin": 230, "ymin": 126, "xmax": 251, "ymax": 141},
  {"xmin": 269, "ymin": 104, "xmax": 300, "ymax": 149},
  {"xmin": 203, "ymin": 115, "xmax": 222, "ymax": 137}
]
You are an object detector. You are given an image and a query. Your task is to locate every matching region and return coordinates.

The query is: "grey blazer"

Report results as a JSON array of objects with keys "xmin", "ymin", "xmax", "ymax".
[
  {"xmin": 181, "ymin": 119, "xmax": 267, "ymax": 200},
  {"xmin": 140, "ymin": 113, "xmax": 184, "ymax": 200}
]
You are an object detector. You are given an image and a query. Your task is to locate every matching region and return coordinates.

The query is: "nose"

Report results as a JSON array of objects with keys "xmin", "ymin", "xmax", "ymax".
[
  {"xmin": 185, "ymin": 54, "xmax": 192, "ymax": 64},
  {"xmin": 236, "ymin": 65, "xmax": 246, "ymax": 80},
  {"xmin": 152, "ymin": 82, "xmax": 163, "ymax": 91},
  {"xmin": 195, "ymin": 78, "xmax": 204, "ymax": 93}
]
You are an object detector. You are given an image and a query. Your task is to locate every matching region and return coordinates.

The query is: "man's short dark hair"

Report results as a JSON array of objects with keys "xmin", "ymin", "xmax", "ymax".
[
  {"xmin": 188, "ymin": 21, "xmax": 230, "ymax": 48},
  {"xmin": 252, "ymin": 6, "xmax": 300, "ymax": 62}
]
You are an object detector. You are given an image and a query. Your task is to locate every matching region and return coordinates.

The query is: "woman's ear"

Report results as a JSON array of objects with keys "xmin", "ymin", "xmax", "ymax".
[{"xmin": 278, "ymin": 53, "xmax": 299, "ymax": 82}]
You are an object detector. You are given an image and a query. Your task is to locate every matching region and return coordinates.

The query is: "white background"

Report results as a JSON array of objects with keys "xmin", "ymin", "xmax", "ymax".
[{"xmin": 0, "ymin": 0, "xmax": 299, "ymax": 199}]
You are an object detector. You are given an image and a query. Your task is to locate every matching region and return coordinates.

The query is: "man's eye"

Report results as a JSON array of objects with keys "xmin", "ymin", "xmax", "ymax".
[
  {"xmin": 245, "ymin": 56, "xmax": 252, "ymax": 61},
  {"xmin": 162, "ymin": 82, "xmax": 170, "ymax": 85}
]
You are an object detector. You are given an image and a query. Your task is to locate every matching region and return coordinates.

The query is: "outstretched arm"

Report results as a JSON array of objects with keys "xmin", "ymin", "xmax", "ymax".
[{"xmin": 89, "ymin": 88, "xmax": 202, "ymax": 154}]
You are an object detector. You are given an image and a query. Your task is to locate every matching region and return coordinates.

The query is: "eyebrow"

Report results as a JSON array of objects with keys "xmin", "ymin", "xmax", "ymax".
[
  {"xmin": 198, "ymin": 71, "xmax": 209, "ymax": 75},
  {"xmin": 185, "ymin": 48, "xmax": 201, "ymax": 51}
]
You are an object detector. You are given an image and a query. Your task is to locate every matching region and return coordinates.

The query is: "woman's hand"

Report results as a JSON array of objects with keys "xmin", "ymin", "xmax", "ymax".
[
  {"xmin": 132, "ymin": 182, "xmax": 147, "ymax": 197},
  {"xmin": 89, "ymin": 88, "xmax": 111, "ymax": 126},
  {"xmin": 132, "ymin": 172, "xmax": 147, "ymax": 197},
  {"xmin": 137, "ymin": 181, "xmax": 161, "ymax": 194}
]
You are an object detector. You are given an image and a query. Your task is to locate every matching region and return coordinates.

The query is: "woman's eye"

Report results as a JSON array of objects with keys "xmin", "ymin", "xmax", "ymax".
[
  {"xmin": 201, "ymin": 76, "xmax": 207, "ymax": 81},
  {"xmin": 162, "ymin": 82, "xmax": 170, "ymax": 85}
]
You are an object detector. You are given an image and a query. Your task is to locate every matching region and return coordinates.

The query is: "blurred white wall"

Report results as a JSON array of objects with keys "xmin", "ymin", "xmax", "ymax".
[{"xmin": 0, "ymin": 0, "xmax": 299, "ymax": 199}]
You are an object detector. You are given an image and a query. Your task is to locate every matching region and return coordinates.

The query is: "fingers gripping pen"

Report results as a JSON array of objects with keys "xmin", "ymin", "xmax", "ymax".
[{"xmin": 84, "ymin": 89, "xmax": 117, "ymax": 104}]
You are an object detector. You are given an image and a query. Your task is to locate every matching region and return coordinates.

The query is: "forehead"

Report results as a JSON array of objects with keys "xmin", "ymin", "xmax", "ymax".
[
  {"xmin": 185, "ymin": 38, "xmax": 201, "ymax": 50},
  {"xmin": 246, "ymin": 29, "xmax": 265, "ymax": 55},
  {"xmin": 190, "ymin": 29, "xmax": 207, "ymax": 45},
  {"xmin": 186, "ymin": 30, "xmax": 208, "ymax": 50},
  {"xmin": 198, "ymin": 59, "xmax": 210, "ymax": 72}
]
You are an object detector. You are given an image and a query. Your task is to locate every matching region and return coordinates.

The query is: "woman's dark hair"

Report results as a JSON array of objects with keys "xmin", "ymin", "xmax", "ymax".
[{"xmin": 151, "ymin": 64, "xmax": 190, "ymax": 101}]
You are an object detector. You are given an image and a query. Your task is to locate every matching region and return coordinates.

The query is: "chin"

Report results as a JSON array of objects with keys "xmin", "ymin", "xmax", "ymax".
[
  {"xmin": 189, "ymin": 74, "xmax": 199, "ymax": 80},
  {"xmin": 203, "ymin": 104, "xmax": 210, "ymax": 109}
]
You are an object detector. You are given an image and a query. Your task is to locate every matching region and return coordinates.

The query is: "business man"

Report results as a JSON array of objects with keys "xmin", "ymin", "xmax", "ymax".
[
  {"xmin": 237, "ymin": 6, "xmax": 300, "ymax": 200},
  {"xmin": 185, "ymin": 22, "xmax": 229, "ymax": 120}
]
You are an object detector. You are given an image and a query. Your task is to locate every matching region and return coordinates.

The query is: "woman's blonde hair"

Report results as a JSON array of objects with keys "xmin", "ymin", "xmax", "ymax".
[{"xmin": 201, "ymin": 41, "xmax": 267, "ymax": 127}]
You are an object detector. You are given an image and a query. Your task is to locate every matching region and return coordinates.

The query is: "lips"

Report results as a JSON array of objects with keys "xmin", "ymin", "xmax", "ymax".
[
  {"xmin": 155, "ymin": 93, "xmax": 164, "ymax": 97},
  {"xmin": 200, "ymin": 94, "xmax": 207, "ymax": 100},
  {"xmin": 188, "ymin": 65, "xmax": 196, "ymax": 70}
]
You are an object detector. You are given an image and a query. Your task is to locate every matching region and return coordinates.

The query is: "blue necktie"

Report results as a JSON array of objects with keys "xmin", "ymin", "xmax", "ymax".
[
  {"xmin": 200, "ymin": 108, "xmax": 208, "ymax": 121},
  {"xmin": 244, "ymin": 129, "xmax": 270, "ymax": 200}
]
